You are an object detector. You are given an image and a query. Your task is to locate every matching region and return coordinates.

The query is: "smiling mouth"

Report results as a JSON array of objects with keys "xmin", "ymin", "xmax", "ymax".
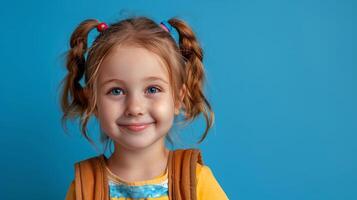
[{"xmin": 119, "ymin": 122, "xmax": 154, "ymax": 132}]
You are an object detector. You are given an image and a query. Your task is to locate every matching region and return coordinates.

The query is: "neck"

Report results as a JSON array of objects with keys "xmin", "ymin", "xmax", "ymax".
[{"xmin": 106, "ymin": 141, "xmax": 170, "ymax": 182}]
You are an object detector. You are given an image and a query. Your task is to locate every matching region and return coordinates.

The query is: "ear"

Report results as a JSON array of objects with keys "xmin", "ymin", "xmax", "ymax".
[{"xmin": 174, "ymin": 84, "xmax": 186, "ymax": 115}]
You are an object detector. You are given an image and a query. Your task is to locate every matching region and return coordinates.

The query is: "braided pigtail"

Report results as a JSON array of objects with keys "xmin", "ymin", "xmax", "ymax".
[
  {"xmin": 60, "ymin": 19, "xmax": 101, "ymax": 152},
  {"xmin": 168, "ymin": 18, "xmax": 215, "ymax": 143}
]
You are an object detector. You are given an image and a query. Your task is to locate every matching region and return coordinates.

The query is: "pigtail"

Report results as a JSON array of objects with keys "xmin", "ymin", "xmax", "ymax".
[
  {"xmin": 60, "ymin": 19, "xmax": 101, "ymax": 152},
  {"xmin": 168, "ymin": 18, "xmax": 215, "ymax": 144}
]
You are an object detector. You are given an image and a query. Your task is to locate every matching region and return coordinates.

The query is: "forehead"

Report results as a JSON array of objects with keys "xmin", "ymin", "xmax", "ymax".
[{"xmin": 97, "ymin": 45, "xmax": 169, "ymax": 86}]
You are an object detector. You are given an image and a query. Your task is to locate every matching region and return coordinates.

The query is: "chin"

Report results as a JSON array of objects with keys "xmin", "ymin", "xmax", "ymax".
[
  {"xmin": 111, "ymin": 132, "xmax": 167, "ymax": 151},
  {"xmin": 116, "ymin": 138, "xmax": 164, "ymax": 151}
]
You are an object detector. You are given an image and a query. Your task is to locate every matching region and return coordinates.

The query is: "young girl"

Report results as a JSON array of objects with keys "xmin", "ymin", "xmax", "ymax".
[{"xmin": 61, "ymin": 16, "xmax": 228, "ymax": 200}]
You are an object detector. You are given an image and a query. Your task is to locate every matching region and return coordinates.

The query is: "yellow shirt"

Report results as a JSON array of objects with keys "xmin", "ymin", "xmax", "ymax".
[{"xmin": 65, "ymin": 162, "xmax": 229, "ymax": 200}]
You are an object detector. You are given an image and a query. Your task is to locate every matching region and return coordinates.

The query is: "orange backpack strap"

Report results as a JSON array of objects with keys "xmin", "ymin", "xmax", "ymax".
[
  {"xmin": 168, "ymin": 148, "xmax": 204, "ymax": 200},
  {"xmin": 74, "ymin": 155, "xmax": 109, "ymax": 200}
]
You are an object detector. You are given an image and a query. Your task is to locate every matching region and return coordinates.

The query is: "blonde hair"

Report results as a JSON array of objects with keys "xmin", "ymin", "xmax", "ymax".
[{"xmin": 59, "ymin": 16, "xmax": 214, "ymax": 153}]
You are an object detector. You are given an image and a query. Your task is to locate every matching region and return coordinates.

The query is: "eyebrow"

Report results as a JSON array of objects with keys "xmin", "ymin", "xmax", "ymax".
[{"xmin": 100, "ymin": 76, "xmax": 169, "ymax": 87}]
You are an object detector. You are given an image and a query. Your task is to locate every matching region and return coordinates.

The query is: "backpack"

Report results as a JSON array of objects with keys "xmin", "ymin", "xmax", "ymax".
[{"xmin": 74, "ymin": 148, "xmax": 203, "ymax": 200}]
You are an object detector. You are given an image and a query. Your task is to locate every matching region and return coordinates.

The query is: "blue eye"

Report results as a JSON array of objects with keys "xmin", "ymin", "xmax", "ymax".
[
  {"xmin": 109, "ymin": 88, "xmax": 124, "ymax": 96},
  {"xmin": 147, "ymin": 86, "xmax": 161, "ymax": 94}
]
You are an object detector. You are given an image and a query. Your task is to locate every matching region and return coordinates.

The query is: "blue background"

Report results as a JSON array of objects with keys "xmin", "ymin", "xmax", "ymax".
[{"xmin": 0, "ymin": 0, "xmax": 356, "ymax": 199}]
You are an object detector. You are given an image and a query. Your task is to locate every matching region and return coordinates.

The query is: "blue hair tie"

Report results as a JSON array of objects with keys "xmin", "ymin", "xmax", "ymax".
[{"xmin": 160, "ymin": 20, "xmax": 180, "ymax": 45}]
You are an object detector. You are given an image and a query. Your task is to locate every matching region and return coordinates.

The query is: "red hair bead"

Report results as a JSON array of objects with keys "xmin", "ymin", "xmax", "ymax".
[{"xmin": 97, "ymin": 22, "xmax": 108, "ymax": 32}]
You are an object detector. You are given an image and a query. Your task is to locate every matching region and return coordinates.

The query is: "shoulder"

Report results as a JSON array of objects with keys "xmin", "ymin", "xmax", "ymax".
[
  {"xmin": 172, "ymin": 148, "xmax": 204, "ymax": 165},
  {"xmin": 65, "ymin": 155, "xmax": 105, "ymax": 200},
  {"xmin": 195, "ymin": 164, "xmax": 229, "ymax": 199},
  {"xmin": 195, "ymin": 163, "xmax": 213, "ymax": 183},
  {"xmin": 195, "ymin": 162, "xmax": 205, "ymax": 178},
  {"xmin": 73, "ymin": 154, "xmax": 106, "ymax": 173}
]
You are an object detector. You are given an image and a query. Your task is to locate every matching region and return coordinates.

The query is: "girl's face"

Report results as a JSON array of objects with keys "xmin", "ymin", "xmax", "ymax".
[{"xmin": 95, "ymin": 45, "xmax": 178, "ymax": 151}]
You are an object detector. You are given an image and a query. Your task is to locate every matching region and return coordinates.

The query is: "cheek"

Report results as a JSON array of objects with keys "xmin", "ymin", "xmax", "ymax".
[
  {"xmin": 96, "ymin": 96, "xmax": 123, "ymax": 122},
  {"xmin": 151, "ymin": 96, "xmax": 175, "ymax": 123}
]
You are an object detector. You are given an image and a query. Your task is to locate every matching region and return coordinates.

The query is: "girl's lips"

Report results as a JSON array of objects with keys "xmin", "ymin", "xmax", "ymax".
[{"xmin": 120, "ymin": 123, "xmax": 154, "ymax": 132}]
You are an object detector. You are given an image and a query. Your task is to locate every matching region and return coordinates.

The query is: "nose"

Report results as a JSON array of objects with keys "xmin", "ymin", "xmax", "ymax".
[{"xmin": 124, "ymin": 93, "xmax": 145, "ymax": 117}]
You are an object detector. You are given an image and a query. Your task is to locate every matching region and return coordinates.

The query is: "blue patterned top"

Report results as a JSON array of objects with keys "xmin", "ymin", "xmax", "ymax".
[{"xmin": 105, "ymin": 164, "xmax": 169, "ymax": 200}]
